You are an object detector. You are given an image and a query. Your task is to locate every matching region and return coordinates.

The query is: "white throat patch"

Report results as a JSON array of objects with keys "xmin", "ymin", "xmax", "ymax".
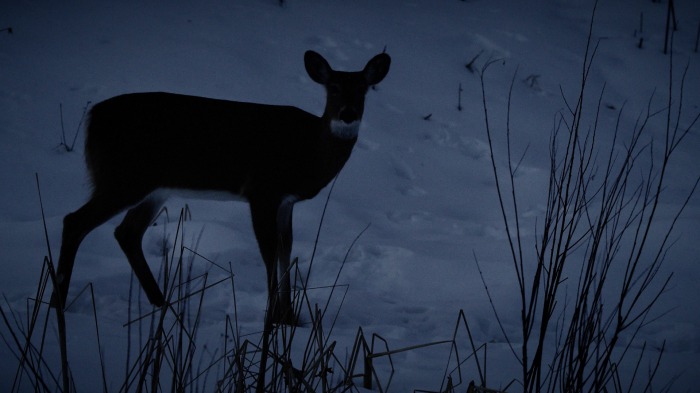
[{"xmin": 330, "ymin": 119, "xmax": 361, "ymax": 139}]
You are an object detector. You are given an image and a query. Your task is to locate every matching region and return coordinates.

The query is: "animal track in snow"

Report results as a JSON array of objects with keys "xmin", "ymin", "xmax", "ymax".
[
  {"xmin": 390, "ymin": 153, "xmax": 427, "ymax": 196},
  {"xmin": 422, "ymin": 126, "xmax": 489, "ymax": 160},
  {"xmin": 391, "ymin": 154, "xmax": 415, "ymax": 181}
]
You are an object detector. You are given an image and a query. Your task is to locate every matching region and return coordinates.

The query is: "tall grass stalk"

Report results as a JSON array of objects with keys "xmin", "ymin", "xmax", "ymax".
[{"xmin": 477, "ymin": 1, "xmax": 698, "ymax": 391}]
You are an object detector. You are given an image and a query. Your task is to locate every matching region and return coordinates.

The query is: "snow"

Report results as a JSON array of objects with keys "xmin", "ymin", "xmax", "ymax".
[{"xmin": 1, "ymin": 0, "xmax": 699, "ymax": 391}]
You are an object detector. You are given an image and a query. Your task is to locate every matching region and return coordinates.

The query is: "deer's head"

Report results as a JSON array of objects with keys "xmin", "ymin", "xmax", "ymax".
[{"xmin": 304, "ymin": 50, "xmax": 391, "ymax": 139}]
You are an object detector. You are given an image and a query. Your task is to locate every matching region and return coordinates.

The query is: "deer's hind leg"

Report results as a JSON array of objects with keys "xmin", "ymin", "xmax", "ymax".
[
  {"xmin": 114, "ymin": 194, "xmax": 166, "ymax": 307},
  {"xmin": 51, "ymin": 193, "xmax": 135, "ymax": 309}
]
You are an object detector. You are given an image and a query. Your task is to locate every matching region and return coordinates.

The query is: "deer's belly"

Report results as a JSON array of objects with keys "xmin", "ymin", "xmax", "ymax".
[{"xmin": 152, "ymin": 188, "xmax": 247, "ymax": 203}]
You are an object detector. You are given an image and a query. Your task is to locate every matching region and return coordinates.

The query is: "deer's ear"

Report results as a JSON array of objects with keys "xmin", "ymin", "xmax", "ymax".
[
  {"xmin": 363, "ymin": 53, "xmax": 391, "ymax": 86},
  {"xmin": 304, "ymin": 50, "xmax": 333, "ymax": 85}
]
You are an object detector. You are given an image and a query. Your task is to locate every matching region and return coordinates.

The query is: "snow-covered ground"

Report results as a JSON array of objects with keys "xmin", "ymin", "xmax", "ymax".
[{"xmin": 1, "ymin": 0, "xmax": 698, "ymax": 391}]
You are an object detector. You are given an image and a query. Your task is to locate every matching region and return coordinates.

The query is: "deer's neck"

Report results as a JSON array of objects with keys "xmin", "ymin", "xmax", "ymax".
[
  {"xmin": 321, "ymin": 109, "xmax": 362, "ymax": 140},
  {"xmin": 318, "ymin": 118, "xmax": 358, "ymax": 180},
  {"xmin": 329, "ymin": 119, "xmax": 361, "ymax": 139}
]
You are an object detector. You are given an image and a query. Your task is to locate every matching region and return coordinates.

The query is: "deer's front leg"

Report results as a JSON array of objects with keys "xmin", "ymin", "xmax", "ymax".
[
  {"xmin": 276, "ymin": 195, "xmax": 298, "ymax": 324},
  {"xmin": 250, "ymin": 198, "xmax": 295, "ymax": 325}
]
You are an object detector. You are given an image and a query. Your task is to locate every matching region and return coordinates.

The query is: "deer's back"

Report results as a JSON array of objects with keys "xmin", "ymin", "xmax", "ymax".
[{"xmin": 85, "ymin": 93, "xmax": 354, "ymax": 201}]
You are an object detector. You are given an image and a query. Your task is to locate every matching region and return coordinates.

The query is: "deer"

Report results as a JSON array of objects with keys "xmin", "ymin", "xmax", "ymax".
[{"xmin": 49, "ymin": 50, "xmax": 391, "ymax": 325}]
